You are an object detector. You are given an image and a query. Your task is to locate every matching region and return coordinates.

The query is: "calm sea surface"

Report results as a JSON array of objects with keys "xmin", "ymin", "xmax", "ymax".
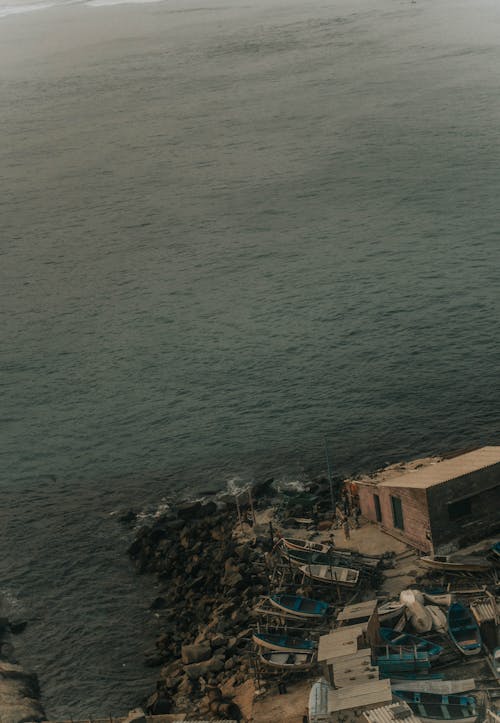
[{"xmin": 1, "ymin": 0, "xmax": 499, "ymax": 715}]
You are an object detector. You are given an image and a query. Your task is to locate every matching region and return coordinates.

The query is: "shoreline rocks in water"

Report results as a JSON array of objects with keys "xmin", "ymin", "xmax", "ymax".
[
  {"xmin": 0, "ymin": 607, "xmax": 46, "ymax": 723},
  {"xmin": 127, "ymin": 498, "xmax": 272, "ymax": 720}
]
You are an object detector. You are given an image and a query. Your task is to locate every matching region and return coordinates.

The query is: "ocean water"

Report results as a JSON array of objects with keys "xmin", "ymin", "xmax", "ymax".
[{"xmin": 1, "ymin": 0, "xmax": 500, "ymax": 716}]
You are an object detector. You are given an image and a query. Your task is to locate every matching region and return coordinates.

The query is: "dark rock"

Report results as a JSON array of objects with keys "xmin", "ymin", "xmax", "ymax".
[
  {"xmin": 150, "ymin": 597, "xmax": 167, "ymax": 611},
  {"xmin": 184, "ymin": 655, "xmax": 225, "ymax": 680},
  {"xmin": 146, "ymin": 692, "xmax": 172, "ymax": 715},
  {"xmin": 119, "ymin": 509, "xmax": 137, "ymax": 525},
  {"xmin": 8, "ymin": 619, "xmax": 28, "ymax": 635},
  {"xmin": 181, "ymin": 642, "xmax": 212, "ymax": 665}
]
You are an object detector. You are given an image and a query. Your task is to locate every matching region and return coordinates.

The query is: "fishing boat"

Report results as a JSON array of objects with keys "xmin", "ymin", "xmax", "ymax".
[
  {"xmin": 299, "ymin": 563, "xmax": 359, "ymax": 587},
  {"xmin": 280, "ymin": 537, "xmax": 331, "ymax": 554},
  {"xmin": 252, "ymin": 631, "xmax": 317, "ymax": 654},
  {"xmin": 376, "ymin": 648, "xmax": 431, "ymax": 675},
  {"xmin": 378, "ymin": 599, "xmax": 406, "ymax": 622},
  {"xmin": 280, "ymin": 546, "xmax": 357, "ymax": 569},
  {"xmin": 379, "ymin": 627, "xmax": 443, "ymax": 660},
  {"xmin": 259, "ymin": 650, "xmax": 315, "ymax": 670},
  {"xmin": 447, "ymin": 602, "xmax": 482, "ymax": 656},
  {"xmin": 269, "ymin": 594, "xmax": 329, "ymax": 619},
  {"xmin": 420, "ymin": 555, "xmax": 492, "ymax": 573},
  {"xmin": 393, "ymin": 690, "xmax": 478, "ymax": 722}
]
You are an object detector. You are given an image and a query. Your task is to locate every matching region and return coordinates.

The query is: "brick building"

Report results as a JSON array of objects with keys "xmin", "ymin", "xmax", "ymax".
[{"xmin": 356, "ymin": 446, "xmax": 500, "ymax": 554}]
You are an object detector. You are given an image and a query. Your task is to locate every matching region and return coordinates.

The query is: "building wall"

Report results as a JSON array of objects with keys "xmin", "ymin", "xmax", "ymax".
[
  {"xmin": 427, "ymin": 464, "xmax": 500, "ymax": 553},
  {"xmin": 358, "ymin": 484, "xmax": 431, "ymax": 552}
]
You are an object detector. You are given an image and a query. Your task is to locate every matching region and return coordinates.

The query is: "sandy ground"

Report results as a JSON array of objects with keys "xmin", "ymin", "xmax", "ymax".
[{"xmin": 250, "ymin": 678, "xmax": 311, "ymax": 723}]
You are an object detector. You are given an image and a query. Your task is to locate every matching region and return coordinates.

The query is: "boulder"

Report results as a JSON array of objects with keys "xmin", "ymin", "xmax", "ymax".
[
  {"xmin": 181, "ymin": 642, "xmax": 212, "ymax": 665},
  {"xmin": 184, "ymin": 655, "xmax": 225, "ymax": 680},
  {"xmin": 123, "ymin": 707, "xmax": 147, "ymax": 723}
]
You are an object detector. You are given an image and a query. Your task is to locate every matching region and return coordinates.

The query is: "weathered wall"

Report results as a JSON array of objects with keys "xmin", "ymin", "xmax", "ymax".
[
  {"xmin": 427, "ymin": 465, "xmax": 500, "ymax": 553},
  {"xmin": 358, "ymin": 484, "xmax": 431, "ymax": 552}
]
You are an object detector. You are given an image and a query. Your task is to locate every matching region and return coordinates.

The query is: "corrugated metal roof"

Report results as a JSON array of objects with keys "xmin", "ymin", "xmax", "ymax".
[
  {"xmin": 363, "ymin": 702, "xmax": 422, "ymax": 723},
  {"xmin": 471, "ymin": 597, "xmax": 500, "ymax": 624},
  {"xmin": 375, "ymin": 446, "xmax": 500, "ymax": 489},
  {"xmin": 337, "ymin": 600, "xmax": 378, "ymax": 622},
  {"xmin": 327, "ymin": 679, "xmax": 392, "ymax": 712},
  {"xmin": 318, "ymin": 625, "xmax": 367, "ymax": 662}
]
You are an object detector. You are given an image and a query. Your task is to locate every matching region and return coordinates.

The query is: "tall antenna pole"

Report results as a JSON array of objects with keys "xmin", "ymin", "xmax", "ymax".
[{"xmin": 324, "ymin": 435, "xmax": 335, "ymax": 513}]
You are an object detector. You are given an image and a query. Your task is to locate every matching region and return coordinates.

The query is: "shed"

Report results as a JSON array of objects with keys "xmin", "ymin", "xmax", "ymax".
[{"xmin": 357, "ymin": 446, "xmax": 500, "ymax": 553}]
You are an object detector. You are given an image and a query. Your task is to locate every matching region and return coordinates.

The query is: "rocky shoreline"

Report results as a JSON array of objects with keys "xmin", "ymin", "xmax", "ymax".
[
  {"xmin": 123, "ymin": 475, "xmax": 386, "ymax": 721},
  {"xmin": 126, "ymin": 495, "xmax": 272, "ymax": 720}
]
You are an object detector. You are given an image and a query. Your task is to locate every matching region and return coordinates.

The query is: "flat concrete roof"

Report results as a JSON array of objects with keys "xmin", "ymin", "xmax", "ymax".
[
  {"xmin": 327, "ymin": 679, "xmax": 392, "ymax": 713},
  {"xmin": 375, "ymin": 446, "xmax": 500, "ymax": 490}
]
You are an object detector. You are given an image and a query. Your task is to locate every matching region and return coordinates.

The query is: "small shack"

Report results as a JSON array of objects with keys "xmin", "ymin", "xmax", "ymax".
[{"xmin": 356, "ymin": 446, "xmax": 500, "ymax": 553}]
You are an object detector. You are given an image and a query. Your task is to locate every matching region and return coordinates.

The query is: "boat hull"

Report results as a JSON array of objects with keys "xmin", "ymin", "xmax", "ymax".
[
  {"xmin": 420, "ymin": 556, "xmax": 491, "ymax": 573},
  {"xmin": 269, "ymin": 594, "xmax": 328, "ymax": 619},
  {"xmin": 447, "ymin": 603, "xmax": 482, "ymax": 657},
  {"xmin": 280, "ymin": 537, "xmax": 331, "ymax": 554},
  {"xmin": 252, "ymin": 632, "xmax": 316, "ymax": 654},
  {"xmin": 259, "ymin": 651, "xmax": 315, "ymax": 669},
  {"xmin": 299, "ymin": 563, "xmax": 359, "ymax": 587}
]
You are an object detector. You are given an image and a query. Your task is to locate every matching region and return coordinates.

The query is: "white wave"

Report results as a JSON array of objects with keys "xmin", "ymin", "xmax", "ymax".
[
  {"xmin": 0, "ymin": 1, "xmax": 58, "ymax": 17},
  {"xmin": 86, "ymin": 0, "xmax": 164, "ymax": 7}
]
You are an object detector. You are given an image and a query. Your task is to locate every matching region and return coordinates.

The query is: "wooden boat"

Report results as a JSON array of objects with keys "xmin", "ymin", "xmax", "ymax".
[
  {"xmin": 280, "ymin": 537, "xmax": 331, "ymax": 554},
  {"xmin": 447, "ymin": 602, "xmax": 482, "ymax": 656},
  {"xmin": 378, "ymin": 600, "xmax": 406, "ymax": 622},
  {"xmin": 393, "ymin": 690, "xmax": 478, "ymax": 722},
  {"xmin": 280, "ymin": 546, "xmax": 360, "ymax": 569},
  {"xmin": 252, "ymin": 631, "xmax": 317, "ymax": 654},
  {"xmin": 259, "ymin": 650, "xmax": 315, "ymax": 670},
  {"xmin": 299, "ymin": 564, "xmax": 359, "ymax": 587},
  {"xmin": 269, "ymin": 594, "xmax": 329, "ymax": 619},
  {"xmin": 376, "ymin": 648, "xmax": 431, "ymax": 675},
  {"xmin": 427, "ymin": 605, "xmax": 447, "ymax": 634},
  {"xmin": 379, "ymin": 627, "xmax": 443, "ymax": 660},
  {"xmin": 420, "ymin": 555, "xmax": 492, "ymax": 573}
]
